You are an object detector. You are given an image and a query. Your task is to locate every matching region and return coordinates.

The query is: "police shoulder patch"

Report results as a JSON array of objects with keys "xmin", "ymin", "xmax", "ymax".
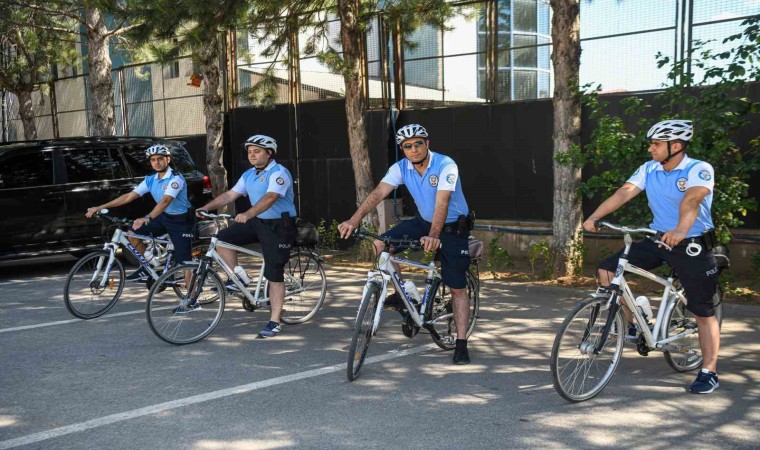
[
  {"xmin": 170, "ymin": 181, "xmax": 179, "ymax": 189},
  {"xmin": 445, "ymin": 173, "xmax": 456, "ymax": 184},
  {"xmin": 276, "ymin": 177, "xmax": 285, "ymax": 185},
  {"xmin": 698, "ymin": 169, "xmax": 712, "ymax": 181}
]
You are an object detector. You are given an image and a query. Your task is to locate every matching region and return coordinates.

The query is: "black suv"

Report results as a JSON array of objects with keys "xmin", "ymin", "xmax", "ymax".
[{"xmin": 0, "ymin": 137, "xmax": 210, "ymax": 261}]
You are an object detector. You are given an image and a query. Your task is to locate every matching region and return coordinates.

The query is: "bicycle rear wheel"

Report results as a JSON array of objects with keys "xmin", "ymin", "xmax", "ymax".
[
  {"xmin": 550, "ymin": 296, "xmax": 625, "ymax": 402},
  {"xmin": 146, "ymin": 263, "xmax": 225, "ymax": 345},
  {"xmin": 347, "ymin": 282, "xmax": 381, "ymax": 381},
  {"xmin": 63, "ymin": 251, "xmax": 125, "ymax": 319},
  {"xmin": 427, "ymin": 270, "xmax": 479, "ymax": 350},
  {"xmin": 265, "ymin": 250, "xmax": 327, "ymax": 324},
  {"xmin": 663, "ymin": 286, "xmax": 723, "ymax": 372}
]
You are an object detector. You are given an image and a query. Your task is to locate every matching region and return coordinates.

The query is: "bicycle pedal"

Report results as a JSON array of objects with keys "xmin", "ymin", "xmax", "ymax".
[{"xmin": 401, "ymin": 321, "xmax": 419, "ymax": 339}]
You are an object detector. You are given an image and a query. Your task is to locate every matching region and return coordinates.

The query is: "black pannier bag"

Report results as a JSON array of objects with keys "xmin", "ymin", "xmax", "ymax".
[
  {"xmin": 296, "ymin": 219, "xmax": 319, "ymax": 246},
  {"xmin": 713, "ymin": 244, "xmax": 730, "ymax": 273}
]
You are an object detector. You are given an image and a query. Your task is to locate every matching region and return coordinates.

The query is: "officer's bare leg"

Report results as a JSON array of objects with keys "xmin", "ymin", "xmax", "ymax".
[
  {"xmin": 450, "ymin": 287, "xmax": 469, "ymax": 339},
  {"xmin": 695, "ymin": 314, "xmax": 720, "ymax": 372},
  {"xmin": 216, "ymin": 246, "xmax": 239, "ymax": 275},
  {"xmin": 268, "ymin": 281, "xmax": 285, "ymax": 323},
  {"xmin": 598, "ymin": 268, "xmax": 633, "ymax": 323}
]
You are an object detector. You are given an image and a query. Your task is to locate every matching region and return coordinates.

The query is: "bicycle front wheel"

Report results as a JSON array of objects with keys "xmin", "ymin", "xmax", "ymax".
[
  {"xmin": 427, "ymin": 270, "xmax": 480, "ymax": 350},
  {"xmin": 550, "ymin": 296, "xmax": 625, "ymax": 402},
  {"xmin": 663, "ymin": 286, "xmax": 724, "ymax": 372},
  {"xmin": 347, "ymin": 282, "xmax": 381, "ymax": 381},
  {"xmin": 265, "ymin": 250, "xmax": 327, "ymax": 324},
  {"xmin": 63, "ymin": 251, "xmax": 125, "ymax": 319},
  {"xmin": 146, "ymin": 263, "xmax": 226, "ymax": 345}
]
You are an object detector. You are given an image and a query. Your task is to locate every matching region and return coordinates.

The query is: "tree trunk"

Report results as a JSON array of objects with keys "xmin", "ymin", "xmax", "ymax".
[
  {"xmin": 338, "ymin": 0, "xmax": 379, "ymax": 230},
  {"xmin": 197, "ymin": 38, "xmax": 228, "ymax": 212},
  {"xmin": 85, "ymin": 6, "xmax": 116, "ymax": 136},
  {"xmin": 16, "ymin": 89, "xmax": 38, "ymax": 140},
  {"xmin": 550, "ymin": 0, "xmax": 583, "ymax": 277}
]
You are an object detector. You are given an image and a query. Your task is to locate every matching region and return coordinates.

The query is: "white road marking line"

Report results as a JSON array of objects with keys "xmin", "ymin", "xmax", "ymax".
[
  {"xmin": 0, "ymin": 275, "xmax": 68, "ymax": 287},
  {"xmin": 0, "ymin": 344, "xmax": 436, "ymax": 449},
  {"xmin": 0, "ymin": 309, "xmax": 147, "ymax": 333}
]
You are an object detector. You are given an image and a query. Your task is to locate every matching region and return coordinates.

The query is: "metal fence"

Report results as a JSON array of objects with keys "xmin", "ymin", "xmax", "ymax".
[
  {"xmin": 2, "ymin": 56, "xmax": 205, "ymax": 141},
  {"xmin": 1, "ymin": 0, "xmax": 756, "ymax": 141}
]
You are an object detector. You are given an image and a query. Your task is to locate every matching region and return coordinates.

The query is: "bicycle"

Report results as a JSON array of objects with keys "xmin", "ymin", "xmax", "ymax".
[
  {"xmin": 62, "ymin": 209, "xmax": 205, "ymax": 319},
  {"xmin": 550, "ymin": 221, "xmax": 726, "ymax": 402},
  {"xmin": 346, "ymin": 229, "xmax": 480, "ymax": 381},
  {"xmin": 144, "ymin": 211, "xmax": 327, "ymax": 345}
]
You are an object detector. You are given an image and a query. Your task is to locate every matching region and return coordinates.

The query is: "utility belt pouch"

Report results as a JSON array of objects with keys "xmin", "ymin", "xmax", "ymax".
[
  {"xmin": 466, "ymin": 210, "xmax": 475, "ymax": 231},
  {"xmin": 457, "ymin": 215, "xmax": 468, "ymax": 235},
  {"xmin": 702, "ymin": 229, "xmax": 717, "ymax": 251}
]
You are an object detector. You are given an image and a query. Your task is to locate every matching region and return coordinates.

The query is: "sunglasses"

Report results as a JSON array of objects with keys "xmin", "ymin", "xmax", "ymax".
[{"xmin": 402, "ymin": 140, "xmax": 426, "ymax": 150}]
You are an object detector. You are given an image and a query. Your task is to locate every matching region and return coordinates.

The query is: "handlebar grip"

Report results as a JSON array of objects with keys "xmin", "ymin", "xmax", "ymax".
[{"xmin": 594, "ymin": 220, "xmax": 603, "ymax": 229}]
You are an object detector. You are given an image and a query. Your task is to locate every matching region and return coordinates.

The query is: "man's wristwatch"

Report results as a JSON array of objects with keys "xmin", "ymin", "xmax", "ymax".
[{"xmin": 144, "ymin": 214, "xmax": 152, "ymax": 223}]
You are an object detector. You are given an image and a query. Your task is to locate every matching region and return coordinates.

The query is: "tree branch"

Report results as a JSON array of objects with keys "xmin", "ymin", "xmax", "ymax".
[
  {"xmin": 0, "ymin": 0, "xmax": 85, "ymax": 25},
  {"xmin": 107, "ymin": 22, "xmax": 145, "ymax": 37}
]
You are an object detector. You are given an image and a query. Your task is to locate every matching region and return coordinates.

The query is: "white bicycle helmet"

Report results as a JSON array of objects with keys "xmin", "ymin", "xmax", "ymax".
[
  {"xmin": 245, "ymin": 134, "xmax": 278, "ymax": 154},
  {"xmin": 646, "ymin": 120, "xmax": 693, "ymax": 142},
  {"xmin": 395, "ymin": 124, "xmax": 429, "ymax": 145},
  {"xmin": 145, "ymin": 144, "xmax": 171, "ymax": 157}
]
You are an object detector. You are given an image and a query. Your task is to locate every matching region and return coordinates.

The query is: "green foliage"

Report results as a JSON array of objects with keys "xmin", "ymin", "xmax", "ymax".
[
  {"xmin": 315, "ymin": 218, "xmax": 340, "ymax": 250},
  {"xmin": 527, "ymin": 240, "xmax": 554, "ymax": 279},
  {"xmin": 568, "ymin": 231, "xmax": 587, "ymax": 277},
  {"xmin": 572, "ymin": 17, "xmax": 760, "ymax": 244},
  {"xmin": 0, "ymin": 8, "xmax": 78, "ymax": 91},
  {"xmin": 486, "ymin": 233, "xmax": 513, "ymax": 277}
]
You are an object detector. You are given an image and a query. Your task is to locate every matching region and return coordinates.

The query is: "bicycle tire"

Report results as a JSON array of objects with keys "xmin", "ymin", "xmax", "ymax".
[
  {"xmin": 347, "ymin": 281, "xmax": 381, "ymax": 381},
  {"xmin": 427, "ymin": 270, "xmax": 479, "ymax": 350},
  {"xmin": 662, "ymin": 286, "xmax": 724, "ymax": 372},
  {"xmin": 264, "ymin": 250, "xmax": 327, "ymax": 324},
  {"xmin": 550, "ymin": 296, "xmax": 625, "ymax": 402},
  {"xmin": 63, "ymin": 251, "xmax": 125, "ymax": 319},
  {"xmin": 145, "ymin": 262, "xmax": 226, "ymax": 345}
]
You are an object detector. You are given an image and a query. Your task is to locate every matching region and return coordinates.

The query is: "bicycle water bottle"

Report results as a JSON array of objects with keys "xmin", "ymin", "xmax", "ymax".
[
  {"xmin": 634, "ymin": 296, "xmax": 653, "ymax": 322},
  {"xmin": 234, "ymin": 265, "xmax": 251, "ymax": 285},
  {"xmin": 403, "ymin": 280, "xmax": 421, "ymax": 305},
  {"xmin": 143, "ymin": 248, "xmax": 160, "ymax": 268}
]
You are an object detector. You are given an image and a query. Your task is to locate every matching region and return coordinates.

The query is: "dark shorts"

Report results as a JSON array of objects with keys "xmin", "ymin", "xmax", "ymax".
[
  {"xmin": 133, "ymin": 213, "xmax": 194, "ymax": 264},
  {"xmin": 382, "ymin": 216, "xmax": 470, "ymax": 289},
  {"xmin": 599, "ymin": 238, "xmax": 719, "ymax": 317},
  {"xmin": 217, "ymin": 217, "xmax": 296, "ymax": 282}
]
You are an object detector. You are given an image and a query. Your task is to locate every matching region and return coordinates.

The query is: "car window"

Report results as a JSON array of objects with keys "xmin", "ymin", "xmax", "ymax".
[
  {"xmin": 122, "ymin": 144, "xmax": 198, "ymax": 177},
  {"xmin": 0, "ymin": 150, "xmax": 55, "ymax": 189},
  {"xmin": 62, "ymin": 148, "xmax": 121, "ymax": 183}
]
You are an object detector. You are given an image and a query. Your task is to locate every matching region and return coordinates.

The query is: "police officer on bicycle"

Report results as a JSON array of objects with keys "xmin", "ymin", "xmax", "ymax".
[
  {"xmin": 583, "ymin": 119, "xmax": 721, "ymax": 394},
  {"xmin": 85, "ymin": 144, "xmax": 194, "ymax": 282},
  {"xmin": 338, "ymin": 124, "xmax": 474, "ymax": 365},
  {"xmin": 196, "ymin": 134, "xmax": 296, "ymax": 338}
]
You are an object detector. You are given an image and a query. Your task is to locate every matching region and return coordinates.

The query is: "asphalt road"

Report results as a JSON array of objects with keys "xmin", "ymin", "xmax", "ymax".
[{"xmin": 0, "ymin": 256, "xmax": 758, "ymax": 449}]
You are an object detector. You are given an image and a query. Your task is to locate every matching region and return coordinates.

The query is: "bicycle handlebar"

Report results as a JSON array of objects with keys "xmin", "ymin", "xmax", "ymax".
[
  {"xmin": 94, "ymin": 209, "xmax": 132, "ymax": 226},
  {"xmin": 197, "ymin": 210, "xmax": 233, "ymax": 220},
  {"xmin": 353, "ymin": 229, "xmax": 424, "ymax": 251},
  {"xmin": 595, "ymin": 221, "xmax": 672, "ymax": 251}
]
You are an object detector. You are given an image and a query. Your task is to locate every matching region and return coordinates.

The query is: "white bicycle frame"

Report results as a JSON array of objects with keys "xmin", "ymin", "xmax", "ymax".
[
  {"xmin": 199, "ymin": 233, "xmax": 307, "ymax": 308},
  {"xmin": 363, "ymin": 250, "xmax": 442, "ymax": 335},
  {"xmin": 93, "ymin": 226, "xmax": 173, "ymax": 288},
  {"xmin": 601, "ymin": 223, "xmax": 699, "ymax": 356}
]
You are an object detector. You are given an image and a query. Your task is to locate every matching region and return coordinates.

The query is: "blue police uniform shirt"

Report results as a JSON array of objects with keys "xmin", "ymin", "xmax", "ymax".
[
  {"xmin": 133, "ymin": 167, "xmax": 192, "ymax": 215},
  {"xmin": 231, "ymin": 160, "xmax": 297, "ymax": 220},
  {"xmin": 626, "ymin": 155, "xmax": 714, "ymax": 237},
  {"xmin": 381, "ymin": 150, "xmax": 469, "ymax": 223}
]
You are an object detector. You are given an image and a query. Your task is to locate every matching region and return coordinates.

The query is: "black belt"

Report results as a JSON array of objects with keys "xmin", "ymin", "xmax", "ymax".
[
  {"xmin": 164, "ymin": 212, "xmax": 192, "ymax": 220},
  {"xmin": 256, "ymin": 218, "xmax": 281, "ymax": 224},
  {"xmin": 419, "ymin": 217, "xmax": 459, "ymax": 234}
]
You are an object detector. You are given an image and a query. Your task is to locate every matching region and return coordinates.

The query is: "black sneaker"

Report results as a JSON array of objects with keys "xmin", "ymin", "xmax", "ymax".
[
  {"xmin": 452, "ymin": 339, "xmax": 470, "ymax": 365},
  {"xmin": 384, "ymin": 292, "xmax": 403, "ymax": 310},
  {"xmin": 626, "ymin": 322, "xmax": 638, "ymax": 340},
  {"xmin": 126, "ymin": 268, "xmax": 149, "ymax": 282},
  {"xmin": 258, "ymin": 321, "xmax": 282, "ymax": 338},
  {"xmin": 690, "ymin": 369, "xmax": 719, "ymax": 394}
]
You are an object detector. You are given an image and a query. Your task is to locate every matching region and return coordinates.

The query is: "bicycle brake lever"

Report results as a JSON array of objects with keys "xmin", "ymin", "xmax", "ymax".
[{"xmin": 654, "ymin": 239, "xmax": 672, "ymax": 251}]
